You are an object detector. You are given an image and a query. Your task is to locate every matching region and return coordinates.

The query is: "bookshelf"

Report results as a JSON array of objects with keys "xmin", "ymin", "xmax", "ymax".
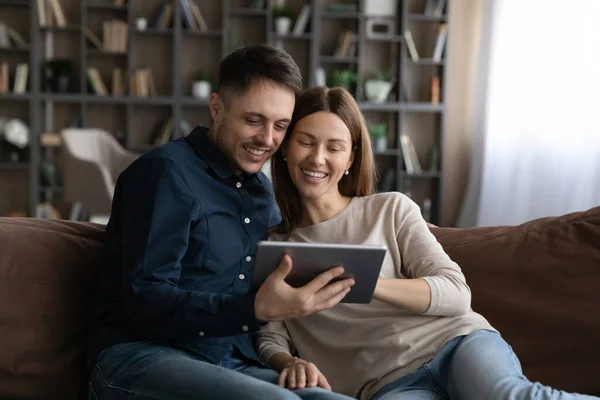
[{"xmin": 0, "ymin": 0, "xmax": 449, "ymax": 225}]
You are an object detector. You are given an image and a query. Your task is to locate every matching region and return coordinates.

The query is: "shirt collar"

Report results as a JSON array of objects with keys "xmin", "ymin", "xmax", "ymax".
[{"xmin": 186, "ymin": 125, "xmax": 267, "ymax": 188}]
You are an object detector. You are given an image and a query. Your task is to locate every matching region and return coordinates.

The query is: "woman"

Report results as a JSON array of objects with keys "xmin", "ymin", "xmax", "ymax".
[{"xmin": 255, "ymin": 86, "xmax": 598, "ymax": 400}]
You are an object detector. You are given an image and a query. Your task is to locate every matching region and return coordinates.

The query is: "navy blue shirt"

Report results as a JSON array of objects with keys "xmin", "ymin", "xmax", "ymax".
[{"xmin": 88, "ymin": 125, "xmax": 280, "ymax": 366}]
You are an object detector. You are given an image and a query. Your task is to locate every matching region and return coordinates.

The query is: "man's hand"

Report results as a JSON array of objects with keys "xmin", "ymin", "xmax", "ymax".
[
  {"xmin": 278, "ymin": 357, "xmax": 331, "ymax": 391},
  {"xmin": 254, "ymin": 255, "xmax": 354, "ymax": 322}
]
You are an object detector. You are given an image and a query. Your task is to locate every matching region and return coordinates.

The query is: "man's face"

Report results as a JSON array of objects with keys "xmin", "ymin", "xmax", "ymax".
[{"xmin": 209, "ymin": 80, "xmax": 295, "ymax": 175}]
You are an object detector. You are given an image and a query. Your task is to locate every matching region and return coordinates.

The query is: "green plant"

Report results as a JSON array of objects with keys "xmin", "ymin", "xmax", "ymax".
[
  {"xmin": 368, "ymin": 123, "xmax": 387, "ymax": 138},
  {"xmin": 375, "ymin": 69, "xmax": 392, "ymax": 81},
  {"xmin": 329, "ymin": 69, "xmax": 357, "ymax": 89},
  {"xmin": 194, "ymin": 70, "xmax": 211, "ymax": 82},
  {"xmin": 272, "ymin": 5, "xmax": 294, "ymax": 19}
]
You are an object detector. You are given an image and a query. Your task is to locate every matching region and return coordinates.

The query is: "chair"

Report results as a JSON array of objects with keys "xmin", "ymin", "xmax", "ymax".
[{"xmin": 61, "ymin": 128, "xmax": 138, "ymax": 218}]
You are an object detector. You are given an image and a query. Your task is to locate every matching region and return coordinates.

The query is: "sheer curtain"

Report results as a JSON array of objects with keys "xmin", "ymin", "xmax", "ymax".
[{"xmin": 458, "ymin": 0, "xmax": 600, "ymax": 227}]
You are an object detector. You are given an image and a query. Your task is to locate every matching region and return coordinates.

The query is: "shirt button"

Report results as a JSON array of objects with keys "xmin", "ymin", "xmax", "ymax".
[
  {"xmin": 239, "ymin": 274, "xmax": 245, "ymax": 280},
  {"xmin": 242, "ymin": 325, "xmax": 249, "ymax": 332},
  {"xmin": 199, "ymin": 331, "xmax": 204, "ymax": 337},
  {"xmin": 245, "ymin": 256, "xmax": 252, "ymax": 262},
  {"xmin": 244, "ymin": 217, "xmax": 250, "ymax": 224},
  {"xmin": 236, "ymin": 182, "xmax": 242, "ymax": 188}
]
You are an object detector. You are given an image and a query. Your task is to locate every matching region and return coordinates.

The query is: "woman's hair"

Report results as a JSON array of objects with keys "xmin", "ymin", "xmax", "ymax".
[{"xmin": 270, "ymin": 86, "xmax": 377, "ymax": 238}]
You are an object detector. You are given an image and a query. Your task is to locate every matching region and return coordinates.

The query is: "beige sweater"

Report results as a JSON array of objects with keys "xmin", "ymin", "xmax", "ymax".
[{"xmin": 255, "ymin": 193, "xmax": 495, "ymax": 400}]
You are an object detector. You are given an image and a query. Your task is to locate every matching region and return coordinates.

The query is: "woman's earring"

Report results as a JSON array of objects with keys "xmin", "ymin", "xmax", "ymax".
[
  {"xmin": 344, "ymin": 169, "xmax": 349, "ymax": 176},
  {"xmin": 283, "ymin": 157, "xmax": 287, "ymax": 162}
]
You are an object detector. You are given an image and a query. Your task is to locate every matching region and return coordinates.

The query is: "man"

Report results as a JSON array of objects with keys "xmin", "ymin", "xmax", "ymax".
[{"xmin": 87, "ymin": 44, "xmax": 355, "ymax": 400}]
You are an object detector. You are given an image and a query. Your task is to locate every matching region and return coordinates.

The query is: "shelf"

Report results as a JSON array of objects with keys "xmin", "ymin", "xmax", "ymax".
[
  {"xmin": 133, "ymin": 28, "xmax": 173, "ymax": 36},
  {"xmin": 88, "ymin": 3, "xmax": 127, "ymax": 11},
  {"xmin": 359, "ymin": 102, "xmax": 444, "ymax": 112},
  {"xmin": 41, "ymin": 93, "xmax": 85, "ymax": 103},
  {"xmin": 400, "ymin": 103, "xmax": 445, "ymax": 112},
  {"xmin": 273, "ymin": 33, "xmax": 311, "ymax": 41},
  {"xmin": 408, "ymin": 14, "xmax": 447, "ymax": 22},
  {"xmin": 320, "ymin": 56, "xmax": 359, "ymax": 64},
  {"xmin": 359, "ymin": 102, "xmax": 401, "ymax": 112},
  {"xmin": 182, "ymin": 97, "xmax": 210, "ymax": 106},
  {"xmin": 0, "ymin": 0, "xmax": 29, "ymax": 6},
  {"xmin": 183, "ymin": 30, "xmax": 223, "ymax": 38},
  {"xmin": 87, "ymin": 48, "xmax": 127, "ymax": 56},
  {"xmin": 322, "ymin": 11, "xmax": 360, "ymax": 19},
  {"xmin": 0, "ymin": 46, "xmax": 30, "ymax": 53},
  {"xmin": 367, "ymin": 35, "xmax": 403, "ymax": 43},
  {"xmin": 412, "ymin": 58, "xmax": 445, "ymax": 65},
  {"xmin": 374, "ymin": 149, "xmax": 398, "ymax": 156},
  {"xmin": 129, "ymin": 96, "xmax": 173, "ymax": 105},
  {"xmin": 403, "ymin": 171, "xmax": 441, "ymax": 178},
  {"xmin": 0, "ymin": 92, "xmax": 32, "ymax": 101},
  {"xmin": 41, "ymin": 25, "xmax": 82, "ymax": 32},
  {"xmin": 0, "ymin": 162, "xmax": 28, "ymax": 170},
  {"xmin": 229, "ymin": 8, "xmax": 267, "ymax": 17},
  {"xmin": 85, "ymin": 95, "xmax": 129, "ymax": 104}
]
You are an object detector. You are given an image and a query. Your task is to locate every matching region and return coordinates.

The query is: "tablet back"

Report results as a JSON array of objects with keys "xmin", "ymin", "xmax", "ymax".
[{"xmin": 252, "ymin": 241, "xmax": 387, "ymax": 303}]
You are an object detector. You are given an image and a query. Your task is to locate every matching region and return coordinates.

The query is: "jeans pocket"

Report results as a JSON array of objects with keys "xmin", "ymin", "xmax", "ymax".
[{"xmin": 96, "ymin": 340, "xmax": 155, "ymax": 383}]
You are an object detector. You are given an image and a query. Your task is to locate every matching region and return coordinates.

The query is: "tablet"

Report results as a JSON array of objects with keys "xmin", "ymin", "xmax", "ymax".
[{"xmin": 252, "ymin": 241, "xmax": 387, "ymax": 304}]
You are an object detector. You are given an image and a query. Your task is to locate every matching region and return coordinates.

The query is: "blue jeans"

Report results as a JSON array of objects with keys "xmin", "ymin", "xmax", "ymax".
[
  {"xmin": 371, "ymin": 330, "xmax": 598, "ymax": 400},
  {"xmin": 88, "ymin": 341, "xmax": 354, "ymax": 400}
]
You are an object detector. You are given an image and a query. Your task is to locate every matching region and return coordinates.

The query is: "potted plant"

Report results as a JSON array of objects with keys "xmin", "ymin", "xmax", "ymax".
[
  {"xmin": 44, "ymin": 59, "xmax": 74, "ymax": 93},
  {"xmin": 369, "ymin": 123, "xmax": 388, "ymax": 152},
  {"xmin": 329, "ymin": 69, "xmax": 357, "ymax": 92},
  {"xmin": 365, "ymin": 69, "xmax": 394, "ymax": 103},
  {"xmin": 192, "ymin": 70, "xmax": 212, "ymax": 99},
  {"xmin": 272, "ymin": 5, "xmax": 294, "ymax": 35}
]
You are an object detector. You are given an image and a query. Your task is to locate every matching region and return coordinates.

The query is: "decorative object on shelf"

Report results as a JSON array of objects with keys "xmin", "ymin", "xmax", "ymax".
[
  {"xmin": 135, "ymin": 17, "xmax": 148, "ymax": 32},
  {"xmin": 0, "ymin": 118, "xmax": 29, "ymax": 162},
  {"xmin": 328, "ymin": 2, "xmax": 358, "ymax": 12},
  {"xmin": 427, "ymin": 146, "xmax": 440, "ymax": 171},
  {"xmin": 379, "ymin": 168, "xmax": 395, "ymax": 192},
  {"xmin": 192, "ymin": 70, "xmax": 212, "ymax": 99},
  {"xmin": 422, "ymin": 198, "xmax": 432, "ymax": 222},
  {"xmin": 369, "ymin": 123, "xmax": 388, "ymax": 152},
  {"xmin": 251, "ymin": 0, "xmax": 266, "ymax": 9},
  {"xmin": 272, "ymin": 5, "xmax": 293, "ymax": 35},
  {"xmin": 365, "ymin": 0, "xmax": 396, "ymax": 39},
  {"xmin": 365, "ymin": 69, "xmax": 394, "ymax": 103},
  {"xmin": 1, "ymin": 118, "xmax": 29, "ymax": 149},
  {"xmin": 329, "ymin": 69, "xmax": 356, "ymax": 92},
  {"xmin": 366, "ymin": 18, "xmax": 394, "ymax": 39},
  {"xmin": 44, "ymin": 59, "xmax": 74, "ymax": 93},
  {"xmin": 364, "ymin": 0, "xmax": 397, "ymax": 17}
]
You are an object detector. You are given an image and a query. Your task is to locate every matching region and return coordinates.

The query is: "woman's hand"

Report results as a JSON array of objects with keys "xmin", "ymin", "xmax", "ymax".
[{"xmin": 278, "ymin": 357, "xmax": 331, "ymax": 391}]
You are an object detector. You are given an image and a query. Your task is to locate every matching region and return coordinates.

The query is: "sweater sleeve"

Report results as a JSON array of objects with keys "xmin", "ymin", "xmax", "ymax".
[
  {"xmin": 255, "ymin": 321, "xmax": 297, "ymax": 364},
  {"xmin": 395, "ymin": 198, "xmax": 471, "ymax": 316}
]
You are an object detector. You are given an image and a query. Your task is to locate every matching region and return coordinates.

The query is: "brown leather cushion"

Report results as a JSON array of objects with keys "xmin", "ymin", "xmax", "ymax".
[
  {"xmin": 0, "ymin": 208, "xmax": 599, "ymax": 399},
  {"xmin": 432, "ymin": 206, "xmax": 600, "ymax": 395},
  {"xmin": 0, "ymin": 217, "xmax": 104, "ymax": 399}
]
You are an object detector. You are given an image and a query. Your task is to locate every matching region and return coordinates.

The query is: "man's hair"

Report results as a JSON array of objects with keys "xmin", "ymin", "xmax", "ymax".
[{"xmin": 216, "ymin": 44, "xmax": 303, "ymax": 100}]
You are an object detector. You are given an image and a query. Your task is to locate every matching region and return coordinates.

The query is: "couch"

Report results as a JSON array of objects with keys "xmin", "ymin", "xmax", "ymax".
[{"xmin": 1, "ymin": 207, "xmax": 599, "ymax": 399}]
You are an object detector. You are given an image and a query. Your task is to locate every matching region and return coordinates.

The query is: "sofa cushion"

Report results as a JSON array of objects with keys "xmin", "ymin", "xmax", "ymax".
[
  {"xmin": 432, "ymin": 206, "xmax": 600, "ymax": 395},
  {"xmin": 0, "ymin": 217, "xmax": 104, "ymax": 399}
]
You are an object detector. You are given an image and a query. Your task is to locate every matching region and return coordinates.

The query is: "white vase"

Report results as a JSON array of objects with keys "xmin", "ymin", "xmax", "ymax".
[
  {"xmin": 365, "ymin": 80, "xmax": 393, "ymax": 103},
  {"xmin": 364, "ymin": 0, "xmax": 397, "ymax": 17},
  {"xmin": 374, "ymin": 137, "xmax": 387, "ymax": 153},
  {"xmin": 192, "ymin": 81, "xmax": 211, "ymax": 99},
  {"xmin": 275, "ymin": 17, "xmax": 292, "ymax": 35}
]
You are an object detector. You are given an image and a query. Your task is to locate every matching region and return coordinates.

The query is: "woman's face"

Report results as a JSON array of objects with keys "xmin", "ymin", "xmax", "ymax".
[{"xmin": 284, "ymin": 111, "xmax": 354, "ymax": 202}]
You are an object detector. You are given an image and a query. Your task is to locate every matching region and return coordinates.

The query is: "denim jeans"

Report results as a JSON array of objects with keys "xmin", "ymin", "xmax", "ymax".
[
  {"xmin": 371, "ymin": 329, "xmax": 598, "ymax": 400},
  {"xmin": 88, "ymin": 341, "xmax": 354, "ymax": 400}
]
